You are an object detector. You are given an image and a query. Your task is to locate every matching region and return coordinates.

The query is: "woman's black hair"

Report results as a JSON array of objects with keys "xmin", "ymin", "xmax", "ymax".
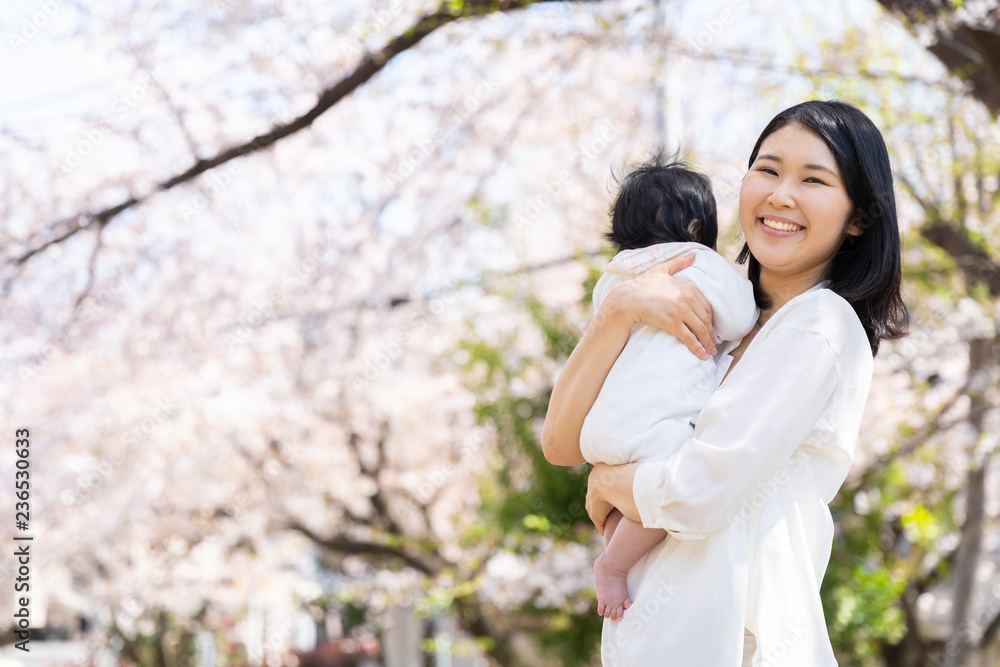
[
  {"xmin": 737, "ymin": 100, "xmax": 908, "ymax": 355},
  {"xmin": 607, "ymin": 150, "xmax": 718, "ymax": 251}
]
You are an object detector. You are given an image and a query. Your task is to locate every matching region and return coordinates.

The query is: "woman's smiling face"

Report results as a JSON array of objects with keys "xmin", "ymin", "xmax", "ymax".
[{"xmin": 739, "ymin": 123, "xmax": 859, "ymax": 284}]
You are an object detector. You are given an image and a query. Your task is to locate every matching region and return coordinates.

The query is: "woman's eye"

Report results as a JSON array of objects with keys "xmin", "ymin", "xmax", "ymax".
[
  {"xmin": 756, "ymin": 167, "xmax": 778, "ymax": 175},
  {"xmin": 804, "ymin": 177, "xmax": 827, "ymax": 185}
]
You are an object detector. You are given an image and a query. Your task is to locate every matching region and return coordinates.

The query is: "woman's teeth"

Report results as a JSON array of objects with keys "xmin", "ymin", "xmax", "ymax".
[{"xmin": 761, "ymin": 217, "xmax": 803, "ymax": 232}]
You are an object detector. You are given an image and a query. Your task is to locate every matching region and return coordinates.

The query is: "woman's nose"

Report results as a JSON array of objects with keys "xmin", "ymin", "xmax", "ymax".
[{"xmin": 766, "ymin": 180, "xmax": 795, "ymax": 208}]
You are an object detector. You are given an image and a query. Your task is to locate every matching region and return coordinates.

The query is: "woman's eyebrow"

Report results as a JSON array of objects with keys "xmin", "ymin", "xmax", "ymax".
[
  {"xmin": 804, "ymin": 163, "xmax": 839, "ymax": 177},
  {"xmin": 756, "ymin": 153, "xmax": 839, "ymax": 177}
]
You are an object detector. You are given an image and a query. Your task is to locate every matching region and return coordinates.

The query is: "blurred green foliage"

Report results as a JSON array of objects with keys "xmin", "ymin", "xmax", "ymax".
[{"xmin": 460, "ymin": 292, "xmax": 603, "ymax": 665}]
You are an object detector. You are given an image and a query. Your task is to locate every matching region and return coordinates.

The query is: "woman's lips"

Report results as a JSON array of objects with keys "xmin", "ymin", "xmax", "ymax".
[{"xmin": 759, "ymin": 216, "xmax": 804, "ymax": 236}]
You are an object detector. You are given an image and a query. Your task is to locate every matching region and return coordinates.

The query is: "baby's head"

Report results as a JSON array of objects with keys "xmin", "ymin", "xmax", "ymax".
[{"xmin": 607, "ymin": 152, "xmax": 718, "ymax": 252}]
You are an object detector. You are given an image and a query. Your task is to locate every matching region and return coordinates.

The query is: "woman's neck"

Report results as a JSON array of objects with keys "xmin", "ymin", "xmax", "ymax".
[{"xmin": 757, "ymin": 267, "xmax": 828, "ymax": 325}]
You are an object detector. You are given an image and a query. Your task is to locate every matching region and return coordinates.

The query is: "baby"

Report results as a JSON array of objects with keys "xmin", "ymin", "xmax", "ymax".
[{"xmin": 580, "ymin": 153, "xmax": 758, "ymax": 621}]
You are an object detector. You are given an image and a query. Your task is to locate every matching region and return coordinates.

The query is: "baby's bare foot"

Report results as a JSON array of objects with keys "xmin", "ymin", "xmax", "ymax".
[{"xmin": 594, "ymin": 552, "xmax": 632, "ymax": 621}]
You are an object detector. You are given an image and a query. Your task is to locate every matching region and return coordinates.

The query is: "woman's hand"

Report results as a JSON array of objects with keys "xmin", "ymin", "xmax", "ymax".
[
  {"xmin": 587, "ymin": 462, "xmax": 642, "ymax": 533},
  {"xmin": 609, "ymin": 253, "xmax": 717, "ymax": 360},
  {"xmin": 586, "ymin": 466, "xmax": 615, "ymax": 535}
]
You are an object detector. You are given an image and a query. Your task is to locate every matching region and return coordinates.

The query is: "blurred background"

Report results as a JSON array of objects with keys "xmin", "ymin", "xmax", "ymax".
[{"xmin": 1, "ymin": 0, "xmax": 999, "ymax": 665}]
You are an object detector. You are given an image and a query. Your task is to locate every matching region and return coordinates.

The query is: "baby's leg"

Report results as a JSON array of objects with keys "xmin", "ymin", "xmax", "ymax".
[
  {"xmin": 595, "ymin": 518, "xmax": 667, "ymax": 621},
  {"xmin": 603, "ymin": 508, "xmax": 624, "ymax": 548}
]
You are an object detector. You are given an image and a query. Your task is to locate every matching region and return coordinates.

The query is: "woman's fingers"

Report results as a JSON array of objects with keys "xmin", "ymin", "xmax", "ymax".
[
  {"xmin": 586, "ymin": 466, "xmax": 614, "ymax": 535},
  {"xmin": 586, "ymin": 493, "xmax": 608, "ymax": 535},
  {"xmin": 686, "ymin": 294, "xmax": 716, "ymax": 356},
  {"xmin": 691, "ymin": 285, "xmax": 714, "ymax": 333},
  {"xmin": 669, "ymin": 282, "xmax": 715, "ymax": 359},
  {"xmin": 653, "ymin": 254, "xmax": 716, "ymax": 356},
  {"xmin": 660, "ymin": 252, "xmax": 696, "ymax": 275},
  {"xmin": 626, "ymin": 253, "xmax": 717, "ymax": 358},
  {"xmin": 675, "ymin": 324, "xmax": 708, "ymax": 361}
]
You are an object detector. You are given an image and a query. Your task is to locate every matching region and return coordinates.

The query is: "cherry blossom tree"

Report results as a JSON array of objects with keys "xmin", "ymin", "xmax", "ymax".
[{"xmin": 4, "ymin": 1, "xmax": 999, "ymax": 666}]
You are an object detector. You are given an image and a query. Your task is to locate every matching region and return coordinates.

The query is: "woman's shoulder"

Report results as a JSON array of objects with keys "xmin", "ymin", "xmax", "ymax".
[{"xmin": 768, "ymin": 287, "xmax": 870, "ymax": 359}]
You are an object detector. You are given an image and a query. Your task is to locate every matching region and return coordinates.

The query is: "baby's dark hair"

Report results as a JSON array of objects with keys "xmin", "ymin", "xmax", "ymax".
[{"xmin": 606, "ymin": 150, "xmax": 718, "ymax": 252}]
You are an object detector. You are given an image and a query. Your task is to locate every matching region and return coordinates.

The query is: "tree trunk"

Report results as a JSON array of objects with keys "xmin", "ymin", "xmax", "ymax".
[
  {"xmin": 423, "ymin": 618, "xmax": 436, "ymax": 667},
  {"xmin": 944, "ymin": 336, "xmax": 996, "ymax": 667},
  {"xmin": 882, "ymin": 585, "xmax": 930, "ymax": 667}
]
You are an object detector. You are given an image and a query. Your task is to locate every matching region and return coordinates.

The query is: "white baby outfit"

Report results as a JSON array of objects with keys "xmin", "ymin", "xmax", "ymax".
[{"xmin": 580, "ymin": 242, "xmax": 758, "ymax": 468}]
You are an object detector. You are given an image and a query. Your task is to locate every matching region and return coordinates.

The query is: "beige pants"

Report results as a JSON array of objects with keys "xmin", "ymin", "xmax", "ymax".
[{"xmin": 742, "ymin": 630, "xmax": 756, "ymax": 666}]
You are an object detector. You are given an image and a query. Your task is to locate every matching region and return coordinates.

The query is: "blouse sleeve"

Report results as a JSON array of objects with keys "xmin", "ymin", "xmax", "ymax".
[{"xmin": 632, "ymin": 324, "xmax": 840, "ymax": 539}]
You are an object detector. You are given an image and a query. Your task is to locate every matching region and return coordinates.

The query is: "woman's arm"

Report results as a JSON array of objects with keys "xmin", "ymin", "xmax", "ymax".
[
  {"xmin": 584, "ymin": 326, "xmax": 846, "ymax": 536},
  {"xmin": 541, "ymin": 253, "xmax": 717, "ymax": 466},
  {"xmin": 586, "ymin": 462, "xmax": 641, "ymax": 534},
  {"xmin": 626, "ymin": 327, "xmax": 844, "ymax": 538}
]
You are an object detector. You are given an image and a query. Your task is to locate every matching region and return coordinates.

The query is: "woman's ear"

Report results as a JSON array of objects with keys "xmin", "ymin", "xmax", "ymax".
[{"xmin": 846, "ymin": 213, "xmax": 864, "ymax": 238}]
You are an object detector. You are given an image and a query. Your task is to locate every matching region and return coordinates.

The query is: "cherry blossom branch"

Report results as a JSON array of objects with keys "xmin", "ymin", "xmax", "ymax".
[{"xmin": 9, "ymin": 0, "xmax": 598, "ymax": 269}]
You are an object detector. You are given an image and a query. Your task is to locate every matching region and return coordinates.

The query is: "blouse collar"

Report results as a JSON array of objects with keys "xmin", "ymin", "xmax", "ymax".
[
  {"xmin": 715, "ymin": 279, "xmax": 832, "ymax": 360},
  {"xmin": 809, "ymin": 279, "xmax": 832, "ymax": 292}
]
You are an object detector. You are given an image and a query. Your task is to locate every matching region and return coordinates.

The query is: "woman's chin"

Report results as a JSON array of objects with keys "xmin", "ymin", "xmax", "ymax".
[
  {"xmin": 746, "ymin": 248, "xmax": 802, "ymax": 275},
  {"xmin": 744, "ymin": 244, "xmax": 788, "ymax": 266}
]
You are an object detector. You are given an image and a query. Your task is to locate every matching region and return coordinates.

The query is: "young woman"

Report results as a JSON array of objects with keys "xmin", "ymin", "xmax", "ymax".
[{"xmin": 542, "ymin": 101, "xmax": 907, "ymax": 666}]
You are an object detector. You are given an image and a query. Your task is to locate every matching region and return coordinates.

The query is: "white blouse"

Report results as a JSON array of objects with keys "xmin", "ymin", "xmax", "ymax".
[{"xmin": 601, "ymin": 283, "xmax": 873, "ymax": 666}]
